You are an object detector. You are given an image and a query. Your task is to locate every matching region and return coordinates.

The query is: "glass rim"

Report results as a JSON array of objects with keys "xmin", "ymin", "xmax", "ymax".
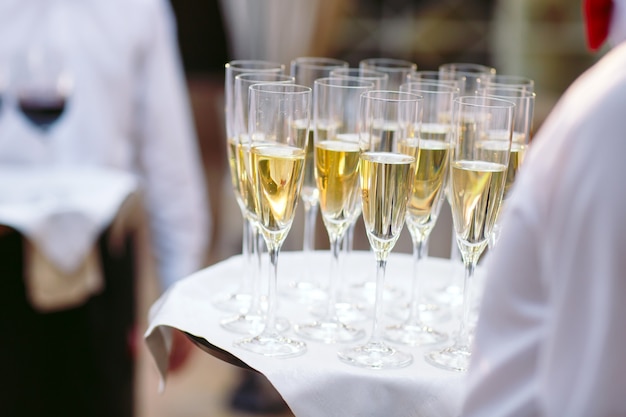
[
  {"xmin": 235, "ymin": 72, "xmax": 294, "ymax": 82},
  {"xmin": 400, "ymin": 80, "xmax": 458, "ymax": 93},
  {"xmin": 290, "ymin": 56, "xmax": 349, "ymax": 70},
  {"xmin": 314, "ymin": 76, "xmax": 376, "ymax": 89},
  {"xmin": 479, "ymin": 85, "xmax": 536, "ymax": 100},
  {"xmin": 439, "ymin": 62, "xmax": 496, "ymax": 75},
  {"xmin": 249, "ymin": 82, "xmax": 312, "ymax": 95},
  {"xmin": 360, "ymin": 57, "xmax": 418, "ymax": 70},
  {"xmin": 226, "ymin": 59, "xmax": 285, "ymax": 71},
  {"xmin": 329, "ymin": 67, "xmax": 389, "ymax": 79},
  {"xmin": 362, "ymin": 89, "xmax": 423, "ymax": 102},
  {"xmin": 454, "ymin": 95, "xmax": 516, "ymax": 109}
]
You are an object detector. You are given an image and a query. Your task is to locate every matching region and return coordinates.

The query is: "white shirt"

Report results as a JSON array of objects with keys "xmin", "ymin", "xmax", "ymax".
[
  {"xmin": 0, "ymin": 0, "xmax": 210, "ymax": 290},
  {"xmin": 461, "ymin": 39, "xmax": 626, "ymax": 417}
]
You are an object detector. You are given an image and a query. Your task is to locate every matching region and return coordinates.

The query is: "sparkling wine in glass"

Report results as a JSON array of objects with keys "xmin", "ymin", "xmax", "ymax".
[
  {"xmin": 383, "ymin": 81, "xmax": 457, "ymax": 346},
  {"xmin": 221, "ymin": 72, "xmax": 295, "ymax": 335},
  {"xmin": 478, "ymin": 84, "xmax": 535, "ymax": 250},
  {"xmin": 359, "ymin": 58, "xmax": 417, "ymax": 91},
  {"xmin": 215, "ymin": 60, "xmax": 285, "ymax": 314},
  {"xmin": 283, "ymin": 56, "xmax": 349, "ymax": 302},
  {"xmin": 233, "ymin": 83, "xmax": 311, "ymax": 358},
  {"xmin": 294, "ymin": 77, "xmax": 374, "ymax": 343},
  {"xmin": 425, "ymin": 95, "xmax": 514, "ymax": 372},
  {"xmin": 337, "ymin": 90, "xmax": 421, "ymax": 369}
]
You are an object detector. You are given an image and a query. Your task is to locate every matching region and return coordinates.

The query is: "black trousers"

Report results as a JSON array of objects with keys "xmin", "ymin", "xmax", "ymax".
[{"xmin": 0, "ymin": 229, "xmax": 136, "ymax": 417}]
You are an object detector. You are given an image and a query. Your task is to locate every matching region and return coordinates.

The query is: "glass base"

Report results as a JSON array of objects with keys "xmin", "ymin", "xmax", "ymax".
[
  {"xmin": 294, "ymin": 320, "xmax": 365, "ymax": 344},
  {"xmin": 220, "ymin": 313, "xmax": 290, "ymax": 335},
  {"xmin": 280, "ymin": 280, "xmax": 327, "ymax": 304},
  {"xmin": 384, "ymin": 321, "xmax": 448, "ymax": 346},
  {"xmin": 349, "ymin": 281, "xmax": 404, "ymax": 305},
  {"xmin": 211, "ymin": 292, "xmax": 252, "ymax": 313},
  {"xmin": 386, "ymin": 301, "xmax": 451, "ymax": 324},
  {"xmin": 425, "ymin": 344, "xmax": 471, "ymax": 372},
  {"xmin": 234, "ymin": 332, "xmax": 307, "ymax": 358},
  {"xmin": 337, "ymin": 341, "xmax": 413, "ymax": 369},
  {"xmin": 309, "ymin": 301, "xmax": 371, "ymax": 324}
]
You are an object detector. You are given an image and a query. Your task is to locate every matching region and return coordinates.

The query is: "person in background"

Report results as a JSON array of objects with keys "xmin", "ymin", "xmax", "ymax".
[
  {"xmin": 0, "ymin": 0, "xmax": 210, "ymax": 416},
  {"xmin": 461, "ymin": 0, "xmax": 626, "ymax": 415}
]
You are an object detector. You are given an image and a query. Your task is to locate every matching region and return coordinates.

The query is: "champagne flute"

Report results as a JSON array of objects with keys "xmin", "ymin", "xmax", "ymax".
[
  {"xmin": 294, "ymin": 77, "xmax": 374, "ymax": 343},
  {"xmin": 425, "ymin": 95, "xmax": 514, "ymax": 372},
  {"xmin": 14, "ymin": 42, "xmax": 73, "ymax": 133},
  {"xmin": 215, "ymin": 60, "xmax": 285, "ymax": 313},
  {"xmin": 359, "ymin": 58, "xmax": 417, "ymax": 91},
  {"xmin": 478, "ymin": 85, "xmax": 535, "ymax": 250},
  {"xmin": 384, "ymin": 81, "xmax": 457, "ymax": 346},
  {"xmin": 284, "ymin": 56, "xmax": 349, "ymax": 301},
  {"xmin": 221, "ymin": 73, "xmax": 295, "ymax": 334},
  {"xmin": 433, "ymin": 62, "xmax": 496, "ymax": 307},
  {"xmin": 233, "ymin": 83, "xmax": 311, "ymax": 358},
  {"xmin": 328, "ymin": 67, "xmax": 389, "ymax": 254},
  {"xmin": 337, "ymin": 90, "xmax": 421, "ymax": 369}
]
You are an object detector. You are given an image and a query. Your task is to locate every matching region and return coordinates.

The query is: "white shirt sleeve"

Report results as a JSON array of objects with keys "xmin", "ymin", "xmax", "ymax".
[{"xmin": 133, "ymin": 0, "xmax": 211, "ymax": 290}]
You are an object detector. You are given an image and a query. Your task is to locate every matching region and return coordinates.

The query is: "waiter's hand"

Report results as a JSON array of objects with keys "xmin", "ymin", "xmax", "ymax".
[{"xmin": 168, "ymin": 329, "xmax": 194, "ymax": 372}]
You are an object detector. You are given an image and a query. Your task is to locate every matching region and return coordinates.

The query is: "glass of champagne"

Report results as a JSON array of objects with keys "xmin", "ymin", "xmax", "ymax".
[
  {"xmin": 478, "ymin": 85, "xmax": 535, "ymax": 250},
  {"xmin": 337, "ymin": 90, "xmax": 421, "ymax": 369},
  {"xmin": 233, "ymin": 83, "xmax": 311, "ymax": 358},
  {"xmin": 221, "ymin": 72, "xmax": 295, "ymax": 335},
  {"xmin": 215, "ymin": 60, "xmax": 285, "ymax": 313},
  {"xmin": 433, "ymin": 62, "xmax": 497, "ymax": 307},
  {"xmin": 384, "ymin": 81, "xmax": 457, "ymax": 346},
  {"xmin": 359, "ymin": 58, "xmax": 417, "ymax": 91},
  {"xmin": 328, "ymin": 67, "xmax": 389, "ymax": 255},
  {"xmin": 294, "ymin": 77, "xmax": 374, "ymax": 343},
  {"xmin": 284, "ymin": 56, "xmax": 349, "ymax": 301},
  {"xmin": 425, "ymin": 95, "xmax": 514, "ymax": 372}
]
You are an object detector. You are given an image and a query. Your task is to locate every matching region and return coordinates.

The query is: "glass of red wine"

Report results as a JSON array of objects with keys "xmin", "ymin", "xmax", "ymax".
[{"xmin": 14, "ymin": 43, "xmax": 72, "ymax": 132}]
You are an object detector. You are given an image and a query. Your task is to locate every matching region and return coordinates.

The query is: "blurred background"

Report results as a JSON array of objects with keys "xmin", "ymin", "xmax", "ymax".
[{"xmin": 137, "ymin": 0, "xmax": 604, "ymax": 415}]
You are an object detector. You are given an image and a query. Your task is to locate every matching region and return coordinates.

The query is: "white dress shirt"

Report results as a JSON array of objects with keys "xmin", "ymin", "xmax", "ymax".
[
  {"xmin": 461, "ymin": 15, "xmax": 626, "ymax": 417},
  {"xmin": 0, "ymin": 0, "xmax": 210, "ymax": 290}
]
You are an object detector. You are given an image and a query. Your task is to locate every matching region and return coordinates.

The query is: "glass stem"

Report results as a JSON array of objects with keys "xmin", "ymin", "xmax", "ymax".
[
  {"xmin": 454, "ymin": 259, "xmax": 476, "ymax": 349},
  {"xmin": 324, "ymin": 235, "xmax": 343, "ymax": 320},
  {"xmin": 302, "ymin": 202, "xmax": 318, "ymax": 252},
  {"xmin": 241, "ymin": 218, "xmax": 253, "ymax": 294},
  {"xmin": 407, "ymin": 237, "xmax": 425, "ymax": 323},
  {"xmin": 246, "ymin": 224, "xmax": 263, "ymax": 315},
  {"xmin": 369, "ymin": 257, "xmax": 388, "ymax": 343},
  {"xmin": 263, "ymin": 245, "xmax": 280, "ymax": 335}
]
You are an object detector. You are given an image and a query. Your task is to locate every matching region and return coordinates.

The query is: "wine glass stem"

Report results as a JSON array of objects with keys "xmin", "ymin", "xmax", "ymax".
[
  {"xmin": 241, "ymin": 217, "xmax": 254, "ymax": 294},
  {"xmin": 454, "ymin": 259, "xmax": 476, "ymax": 349},
  {"xmin": 323, "ymin": 236, "xmax": 343, "ymax": 320},
  {"xmin": 370, "ymin": 257, "xmax": 388, "ymax": 343},
  {"xmin": 408, "ymin": 238, "xmax": 426, "ymax": 321},
  {"xmin": 264, "ymin": 245, "xmax": 281, "ymax": 334},
  {"xmin": 247, "ymin": 224, "xmax": 264, "ymax": 314},
  {"xmin": 302, "ymin": 201, "xmax": 318, "ymax": 252}
]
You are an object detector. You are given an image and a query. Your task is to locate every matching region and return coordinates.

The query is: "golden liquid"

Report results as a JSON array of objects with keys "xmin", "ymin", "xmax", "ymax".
[
  {"xmin": 505, "ymin": 141, "xmax": 528, "ymax": 197},
  {"xmin": 359, "ymin": 151, "xmax": 415, "ymax": 254},
  {"xmin": 399, "ymin": 138, "xmax": 450, "ymax": 233},
  {"xmin": 252, "ymin": 144, "xmax": 306, "ymax": 245},
  {"xmin": 315, "ymin": 140, "xmax": 361, "ymax": 239},
  {"xmin": 449, "ymin": 160, "xmax": 506, "ymax": 256},
  {"xmin": 227, "ymin": 137, "xmax": 257, "ymax": 217}
]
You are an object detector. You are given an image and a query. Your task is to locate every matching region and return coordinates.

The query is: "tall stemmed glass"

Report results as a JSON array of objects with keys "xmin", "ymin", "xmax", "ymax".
[
  {"xmin": 425, "ymin": 96, "xmax": 514, "ymax": 372},
  {"xmin": 221, "ymin": 72, "xmax": 295, "ymax": 334},
  {"xmin": 434, "ymin": 62, "xmax": 496, "ymax": 306},
  {"xmin": 285, "ymin": 57, "xmax": 349, "ymax": 301},
  {"xmin": 384, "ymin": 81, "xmax": 456, "ymax": 346},
  {"xmin": 479, "ymin": 85, "xmax": 535, "ymax": 250},
  {"xmin": 233, "ymin": 83, "xmax": 311, "ymax": 358},
  {"xmin": 359, "ymin": 58, "xmax": 417, "ymax": 91},
  {"xmin": 337, "ymin": 90, "xmax": 421, "ymax": 369},
  {"xmin": 294, "ymin": 77, "xmax": 373, "ymax": 343},
  {"xmin": 216, "ymin": 60, "xmax": 285, "ymax": 313},
  {"xmin": 329, "ymin": 67, "xmax": 389, "ymax": 254}
]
